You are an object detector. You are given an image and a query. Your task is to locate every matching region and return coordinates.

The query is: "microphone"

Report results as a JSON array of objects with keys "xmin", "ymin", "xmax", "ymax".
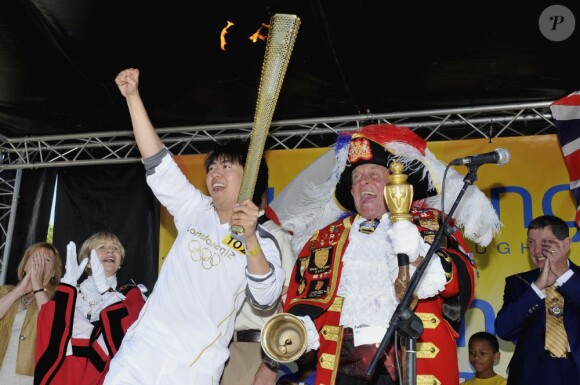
[{"xmin": 450, "ymin": 148, "xmax": 510, "ymax": 166}]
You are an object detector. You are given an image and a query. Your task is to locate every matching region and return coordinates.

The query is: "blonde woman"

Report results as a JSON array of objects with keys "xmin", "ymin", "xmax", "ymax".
[
  {"xmin": 75, "ymin": 232, "xmax": 127, "ymax": 322},
  {"xmin": 0, "ymin": 242, "xmax": 63, "ymax": 385},
  {"xmin": 35, "ymin": 231, "xmax": 146, "ymax": 385}
]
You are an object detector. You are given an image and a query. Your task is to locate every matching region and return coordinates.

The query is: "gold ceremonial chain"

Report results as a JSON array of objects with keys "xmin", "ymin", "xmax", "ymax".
[{"xmin": 78, "ymin": 287, "xmax": 103, "ymax": 321}]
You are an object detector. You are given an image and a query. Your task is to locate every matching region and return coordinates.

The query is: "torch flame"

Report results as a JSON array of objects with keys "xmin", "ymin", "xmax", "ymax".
[
  {"xmin": 249, "ymin": 23, "xmax": 270, "ymax": 43},
  {"xmin": 220, "ymin": 21, "xmax": 235, "ymax": 51},
  {"xmin": 220, "ymin": 21, "xmax": 270, "ymax": 51}
]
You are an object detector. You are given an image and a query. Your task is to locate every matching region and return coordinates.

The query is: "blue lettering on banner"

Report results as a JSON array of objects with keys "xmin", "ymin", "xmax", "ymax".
[
  {"xmin": 473, "ymin": 242, "xmax": 511, "ymax": 255},
  {"xmin": 491, "ymin": 186, "xmax": 533, "ymax": 228},
  {"xmin": 457, "ymin": 299, "xmax": 496, "ymax": 348},
  {"xmin": 492, "ymin": 184, "xmax": 579, "ymax": 242}
]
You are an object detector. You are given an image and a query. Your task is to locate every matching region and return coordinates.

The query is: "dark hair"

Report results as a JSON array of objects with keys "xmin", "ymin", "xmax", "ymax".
[
  {"xmin": 527, "ymin": 215, "xmax": 569, "ymax": 240},
  {"xmin": 204, "ymin": 138, "xmax": 269, "ymax": 207},
  {"xmin": 469, "ymin": 331, "xmax": 499, "ymax": 352}
]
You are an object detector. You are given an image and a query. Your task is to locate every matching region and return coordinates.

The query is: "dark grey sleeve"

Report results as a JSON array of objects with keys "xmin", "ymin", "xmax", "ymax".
[{"xmin": 142, "ymin": 146, "xmax": 170, "ymax": 176}]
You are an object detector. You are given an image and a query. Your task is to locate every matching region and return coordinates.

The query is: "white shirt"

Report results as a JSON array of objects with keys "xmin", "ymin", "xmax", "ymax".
[{"xmin": 104, "ymin": 153, "xmax": 284, "ymax": 385}]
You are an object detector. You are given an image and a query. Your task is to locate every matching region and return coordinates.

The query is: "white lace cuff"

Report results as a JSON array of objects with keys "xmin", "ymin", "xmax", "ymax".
[
  {"xmin": 297, "ymin": 315, "xmax": 320, "ymax": 352},
  {"xmin": 410, "ymin": 254, "xmax": 446, "ymax": 299}
]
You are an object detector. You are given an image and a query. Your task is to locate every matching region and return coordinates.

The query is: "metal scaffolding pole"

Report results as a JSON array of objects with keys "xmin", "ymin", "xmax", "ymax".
[
  {"xmin": 0, "ymin": 101, "xmax": 557, "ymax": 283},
  {"xmin": 0, "ymin": 101, "xmax": 554, "ymax": 170},
  {"xmin": 0, "ymin": 169, "xmax": 21, "ymax": 285}
]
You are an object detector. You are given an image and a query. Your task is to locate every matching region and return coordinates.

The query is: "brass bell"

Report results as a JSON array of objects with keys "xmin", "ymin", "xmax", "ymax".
[{"xmin": 260, "ymin": 313, "xmax": 308, "ymax": 363}]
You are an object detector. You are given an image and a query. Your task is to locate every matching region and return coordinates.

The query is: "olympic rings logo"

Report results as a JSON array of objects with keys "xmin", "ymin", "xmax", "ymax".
[{"xmin": 188, "ymin": 239, "xmax": 221, "ymax": 269}]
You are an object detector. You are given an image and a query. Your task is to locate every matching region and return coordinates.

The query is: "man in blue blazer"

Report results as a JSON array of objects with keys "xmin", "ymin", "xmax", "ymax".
[{"xmin": 495, "ymin": 215, "xmax": 580, "ymax": 385}]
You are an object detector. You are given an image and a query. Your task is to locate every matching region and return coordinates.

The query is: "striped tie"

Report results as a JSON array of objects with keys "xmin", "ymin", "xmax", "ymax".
[{"xmin": 545, "ymin": 285, "xmax": 569, "ymax": 358}]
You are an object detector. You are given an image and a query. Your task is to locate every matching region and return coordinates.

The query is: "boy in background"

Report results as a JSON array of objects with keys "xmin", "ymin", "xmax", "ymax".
[{"xmin": 461, "ymin": 332, "xmax": 506, "ymax": 385}]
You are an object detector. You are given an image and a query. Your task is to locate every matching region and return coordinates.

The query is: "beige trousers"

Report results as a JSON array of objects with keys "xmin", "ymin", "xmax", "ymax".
[{"xmin": 220, "ymin": 341, "xmax": 263, "ymax": 385}]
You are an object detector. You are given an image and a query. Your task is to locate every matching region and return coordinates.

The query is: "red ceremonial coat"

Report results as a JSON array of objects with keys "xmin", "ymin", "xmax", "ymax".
[
  {"xmin": 34, "ymin": 283, "xmax": 145, "ymax": 385},
  {"xmin": 284, "ymin": 205, "xmax": 476, "ymax": 385}
]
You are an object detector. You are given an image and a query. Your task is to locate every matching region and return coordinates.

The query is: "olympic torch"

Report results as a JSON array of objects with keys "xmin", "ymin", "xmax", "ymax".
[{"xmin": 230, "ymin": 14, "xmax": 301, "ymax": 237}]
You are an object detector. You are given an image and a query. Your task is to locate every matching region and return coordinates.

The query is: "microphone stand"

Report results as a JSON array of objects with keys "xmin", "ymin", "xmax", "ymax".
[{"xmin": 365, "ymin": 164, "xmax": 480, "ymax": 384}]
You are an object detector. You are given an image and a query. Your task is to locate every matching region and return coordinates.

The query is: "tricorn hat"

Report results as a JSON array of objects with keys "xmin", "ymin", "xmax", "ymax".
[
  {"xmin": 275, "ymin": 123, "xmax": 501, "ymax": 254},
  {"xmin": 334, "ymin": 125, "xmax": 438, "ymax": 212}
]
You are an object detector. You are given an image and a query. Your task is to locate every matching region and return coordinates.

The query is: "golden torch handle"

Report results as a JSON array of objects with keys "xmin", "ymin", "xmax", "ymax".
[
  {"xmin": 231, "ymin": 14, "xmax": 301, "ymax": 237},
  {"xmin": 384, "ymin": 161, "xmax": 417, "ymax": 305},
  {"xmin": 384, "ymin": 161, "xmax": 417, "ymax": 385}
]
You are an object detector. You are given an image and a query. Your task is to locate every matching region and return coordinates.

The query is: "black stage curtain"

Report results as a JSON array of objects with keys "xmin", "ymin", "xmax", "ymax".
[
  {"xmin": 52, "ymin": 163, "xmax": 160, "ymax": 292},
  {"xmin": 5, "ymin": 169, "xmax": 57, "ymax": 285}
]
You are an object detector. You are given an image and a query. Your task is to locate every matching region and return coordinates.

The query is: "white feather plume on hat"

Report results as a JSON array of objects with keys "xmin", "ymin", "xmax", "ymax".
[{"xmin": 268, "ymin": 124, "xmax": 501, "ymax": 256}]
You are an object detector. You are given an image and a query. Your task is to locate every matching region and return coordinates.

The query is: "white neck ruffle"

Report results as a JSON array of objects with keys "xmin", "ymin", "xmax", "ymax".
[{"xmin": 337, "ymin": 214, "xmax": 399, "ymax": 328}]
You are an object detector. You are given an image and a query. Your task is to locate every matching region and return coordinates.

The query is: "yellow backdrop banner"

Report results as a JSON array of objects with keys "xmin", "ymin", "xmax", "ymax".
[{"xmin": 160, "ymin": 134, "xmax": 579, "ymax": 380}]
